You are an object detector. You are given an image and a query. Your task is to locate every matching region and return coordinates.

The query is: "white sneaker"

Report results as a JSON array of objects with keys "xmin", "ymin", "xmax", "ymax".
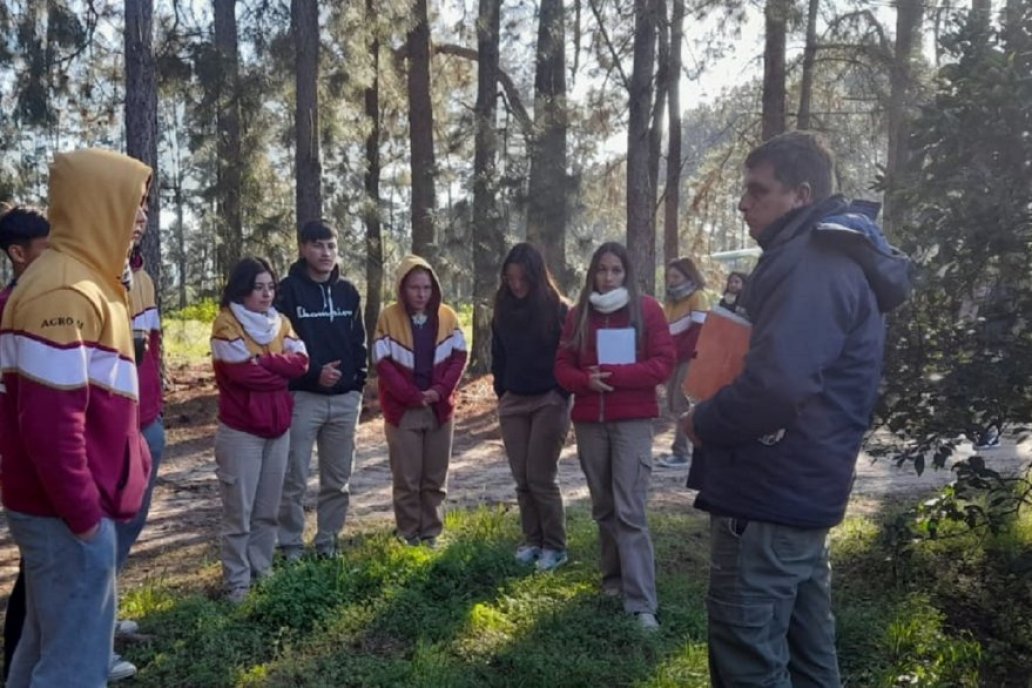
[
  {"xmin": 109, "ymin": 654, "xmax": 138, "ymax": 682},
  {"xmin": 115, "ymin": 619, "xmax": 139, "ymax": 636},
  {"xmin": 514, "ymin": 545, "xmax": 541, "ymax": 565},
  {"xmin": 635, "ymin": 612, "xmax": 660, "ymax": 632},
  {"xmin": 535, "ymin": 549, "xmax": 568, "ymax": 572}
]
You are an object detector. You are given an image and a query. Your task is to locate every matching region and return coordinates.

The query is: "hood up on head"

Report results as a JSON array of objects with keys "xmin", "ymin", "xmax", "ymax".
[
  {"xmin": 47, "ymin": 149, "xmax": 152, "ymax": 290},
  {"xmin": 394, "ymin": 254, "xmax": 442, "ymax": 314}
]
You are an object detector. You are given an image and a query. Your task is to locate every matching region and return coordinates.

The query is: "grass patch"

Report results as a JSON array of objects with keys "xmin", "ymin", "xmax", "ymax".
[
  {"xmin": 118, "ymin": 506, "xmax": 1032, "ymax": 687},
  {"xmin": 163, "ymin": 318, "xmax": 212, "ymax": 368}
]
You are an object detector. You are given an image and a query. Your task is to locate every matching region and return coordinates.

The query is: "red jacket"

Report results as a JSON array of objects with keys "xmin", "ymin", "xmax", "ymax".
[
  {"xmin": 372, "ymin": 255, "xmax": 468, "ymax": 427},
  {"xmin": 555, "ymin": 295, "xmax": 676, "ymax": 423},
  {"xmin": 129, "ymin": 260, "xmax": 163, "ymax": 427},
  {"xmin": 211, "ymin": 307, "xmax": 309, "ymax": 439}
]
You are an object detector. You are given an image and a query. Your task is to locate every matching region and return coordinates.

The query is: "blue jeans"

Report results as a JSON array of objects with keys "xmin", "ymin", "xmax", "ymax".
[
  {"xmin": 6, "ymin": 512, "xmax": 117, "ymax": 688},
  {"xmin": 116, "ymin": 417, "xmax": 166, "ymax": 570}
]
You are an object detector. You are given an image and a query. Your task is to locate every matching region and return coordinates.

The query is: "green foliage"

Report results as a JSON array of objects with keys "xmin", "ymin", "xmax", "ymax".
[
  {"xmin": 167, "ymin": 298, "xmax": 220, "ymax": 324},
  {"xmin": 871, "ymin": 9, "xmax": 1032, "ymax": 528},
  {"xmin": 107, "ymin": 506, "xmax": 1032, "ymax": 687}
]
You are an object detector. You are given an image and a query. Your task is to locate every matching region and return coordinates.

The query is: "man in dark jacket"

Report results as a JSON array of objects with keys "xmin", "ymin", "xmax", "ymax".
[
  {"xmin": 276, "ymin": 219, "xmax": 367, "ymax": 559},
  {"xmin": 682, "ymin": 132, "xmax": 912, "ymax": 687}
]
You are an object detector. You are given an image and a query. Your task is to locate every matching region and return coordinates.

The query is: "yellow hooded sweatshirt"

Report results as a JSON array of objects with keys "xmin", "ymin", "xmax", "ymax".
[
  {"xmin": 372, "ymin": 255, "xmax": 468, "ymax": 426},
  {"xmin": 0, "ymin": 149, "xmax": 153, "ymax": 534}
]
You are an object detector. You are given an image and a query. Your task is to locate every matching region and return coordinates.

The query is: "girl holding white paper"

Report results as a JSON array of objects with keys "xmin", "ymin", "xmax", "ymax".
[{"xmin": 554, "ymin": 241, "xmax": 676, "ymax": 631}]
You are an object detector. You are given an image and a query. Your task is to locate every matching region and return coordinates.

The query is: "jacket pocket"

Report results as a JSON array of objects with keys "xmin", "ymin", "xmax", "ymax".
[{"xmin": 107, "ymin": 434, "xmax": 152, "ymax": 520}]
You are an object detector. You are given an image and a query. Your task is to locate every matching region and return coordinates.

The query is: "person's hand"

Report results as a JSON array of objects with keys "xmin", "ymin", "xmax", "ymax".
[
  {"xmin": 421, "ymin": 389, "xmax": 441, "ymax": 406},
  {"xmin": 75, "ymin": 523, "xmax": 100, "ymax": 542},
  {"xmin": 318, "ymin": 361, "xmax": 342, "ymax": 388},
  {"xmin": 681, "ymin": 409, "xmax": 702, "ymax": 446},
  {"xmin": 587, "ymin": 366, "xmax": 614, "ymax": 393}
]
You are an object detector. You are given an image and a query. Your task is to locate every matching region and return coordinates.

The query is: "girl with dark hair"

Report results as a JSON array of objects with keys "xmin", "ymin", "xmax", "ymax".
[
  {"xmin": 211, "ymin": 257, "xmax": 308, "ymax": 603},
  {"xmin": 373, "ymin": 255, "xmax": 468, "ymax": 547},
  {"xmin": 491, "ymin": 243, "xmax": 571, "ymax": 571},
  {"xmin": 554, "ymin": 241, "xmax": 675, "ymax": 631},
  {"xmin": 657, "ymin": 257, "xmax": 710, "ymax": 469},
  {"xmin": 717, "ymin": 271, "xmax": 749, "ymax": 314}
]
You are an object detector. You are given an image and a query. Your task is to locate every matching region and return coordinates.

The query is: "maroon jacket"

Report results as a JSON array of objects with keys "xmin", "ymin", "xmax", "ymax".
[{"xmin": 555, "ymin": 295, "xmax": 676, "ymax": 423}]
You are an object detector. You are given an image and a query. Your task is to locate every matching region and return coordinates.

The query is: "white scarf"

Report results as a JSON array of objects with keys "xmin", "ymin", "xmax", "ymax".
[
  {"xmin": 589, "ymin": 287, "xmax": 630, "ymax": 314},
  {"xmin": 230, "ymin": 302, "xmax": 281, "ymax": 346}
]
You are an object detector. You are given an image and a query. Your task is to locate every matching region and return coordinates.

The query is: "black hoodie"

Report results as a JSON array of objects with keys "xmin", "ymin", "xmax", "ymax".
[{"xmin": 277, "ymin": 259, "xmax": 367, "ymax": 394}]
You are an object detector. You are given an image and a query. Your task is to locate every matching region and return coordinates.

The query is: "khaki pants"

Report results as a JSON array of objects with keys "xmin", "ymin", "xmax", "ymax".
[
  {"xmin": 498, "ymin": 390, "xmax": 570, "ymax": 551},
  {"xmin": 575, "ymin": 419, "xmax": 658, "ymax": 614},
  {"xmin": 214, "ymin": 423, "xmax": 289, "ymax": 591},
  {"xmin": 278, "ymin": 390, "xmax": 362, "ymax": 556},
  {"xmin": 385, "ymin": 407, "xmax": 454, "ymax": 540},
  {"xmin": 667, "ymin": 361, "xmax": 692, "ymax": 458}
]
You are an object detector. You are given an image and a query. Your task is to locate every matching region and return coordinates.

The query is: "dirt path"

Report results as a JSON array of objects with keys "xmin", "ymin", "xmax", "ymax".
[{"xmin": 1, "ymin": 366, "xmax": 1028, "ymax": 592}]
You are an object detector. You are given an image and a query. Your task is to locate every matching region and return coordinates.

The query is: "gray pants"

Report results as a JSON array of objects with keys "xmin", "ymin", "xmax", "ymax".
[
  {"xmin": 575, "ymin": 419, "xmax": 658, "ymax": 614},
  {"xmin": 384, "ymin": 407, "xmax": 453, "ymax": 541},
  {"xmin": 278, "ymin": 390, "xmax": 362, "ymax": 556},
  {"xmin": 498, "ymin": 391, "xmax": 570, "ymax": 551},
  {"xmin": 214, "ymin": 423, "xmax": 290, "ymax": 592},
  {"xmin": 667, "ymin": 361, "xmax": 692, "ymax": 458},
  {"xmin": 6, "ymin": 512, "xmax": 116, "ymax": 688},
  {"xmin": 707, "ymin": 516, "xmax": 840, "ymax": 688}
]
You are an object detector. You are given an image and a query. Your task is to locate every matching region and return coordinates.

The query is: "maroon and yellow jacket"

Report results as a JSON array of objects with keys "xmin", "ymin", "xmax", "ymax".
[
  {"xmin": 0, "ymin": 149, "xmax": 153, "ymax": 535},
  {"xmin": 372, "ymin": 255, "xmax": 468, "ymax": 427},
  {"xmin": 665, "ymin": 289, "xmax": 709, "ymax": 363},
  {"xmin": 555, "ymin": 295, "xmax": 676, "ymax": 423},
  {"xmin": 211, "ymin": 306, "xmax": 308, "ymax": 439},
  {"xmin": 129, "ymin": 257, "xmax": 163, "ymax": 427}
]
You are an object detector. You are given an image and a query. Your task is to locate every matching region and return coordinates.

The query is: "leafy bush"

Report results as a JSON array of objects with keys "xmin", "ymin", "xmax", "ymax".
[{"xmin": 167, "ymin": 298, "xmax": 220, "ymax": 324}]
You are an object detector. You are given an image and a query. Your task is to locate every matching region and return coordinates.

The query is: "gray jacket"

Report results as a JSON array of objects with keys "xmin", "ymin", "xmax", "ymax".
[{"xmin": 691, "ymin": 196, "xmax": 913, "ymax": 528}]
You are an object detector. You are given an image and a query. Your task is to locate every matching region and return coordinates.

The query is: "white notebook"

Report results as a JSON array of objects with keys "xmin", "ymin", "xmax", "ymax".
[{"xmin": 596, "ymin": 328, "xmax": 636, "ymax": 365}]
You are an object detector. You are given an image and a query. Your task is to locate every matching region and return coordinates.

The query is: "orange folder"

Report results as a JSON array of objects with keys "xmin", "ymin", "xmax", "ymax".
[{"xmin": 682, "ymin": 306, "xmax": 751, "ymax": 403}]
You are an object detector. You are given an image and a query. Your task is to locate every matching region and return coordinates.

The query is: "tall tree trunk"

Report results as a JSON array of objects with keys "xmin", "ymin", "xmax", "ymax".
[
  {"xmin": 762, "ymin": 0, "xmax": 790, "ymax": 140},
  {"xmin": 364, "ymin": 0, "xmax": 384, "ymax": 363},
  {"xmin": 648, "ymin": 0, "xmax": 668, "ymax": 247},
  {"xmin": 293, "ymin": 0, "xmax": 322, "ymax": 230},
  {"xmin": 407, "ymin": 0, "xmax": 436, "ymax": 257},
  {"xmin": 627, "ymin": 0, "xmax": 658, "ymax": 294},
  {"xmin": 663, "ymin": 0, "xmax": 683, "ymax": 264},
  {"xmin": 471, "ymin": 0, "xmax": 503, "ymax": 374},
  {"xmin": 971, "ymin": 0, "xmax": 991, "ymax": 30},
  {"xmin": 526, "ymin": 0, "xmax": 568, "ymax": 285},
  {"xmin": 214, "ymin": 0, "xmax": 242, "ymax": 275},
  {"xmin": 125, "ymin": 0, "xmax": 161, "ymax": 302},
  {"xmin": 884, "ymin": 0, "xmax": 924, "ymax": 235},
  {"xmin": 796, "ymin": 0, "xmax": 820, "ymax": 130}
]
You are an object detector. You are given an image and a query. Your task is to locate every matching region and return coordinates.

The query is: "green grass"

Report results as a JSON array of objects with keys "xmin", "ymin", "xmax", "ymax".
[
  {"xmin": 116, "ymin": 506, "xmax": 1032, "ymax": 687},
  {"xmin": 163, "ymin": 318, "xmax": 213, "ymax": 368}
]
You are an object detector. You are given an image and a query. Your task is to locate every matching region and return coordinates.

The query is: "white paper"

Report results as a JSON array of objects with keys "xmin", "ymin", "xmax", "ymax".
[{"xmin": 597, "ymin": 328, "xmax": 636, "ymax": 365}]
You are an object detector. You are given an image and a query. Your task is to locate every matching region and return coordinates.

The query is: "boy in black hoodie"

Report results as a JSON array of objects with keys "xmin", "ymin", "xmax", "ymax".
[{"xmin": 276, "ymin": 220, "xmax": 367, "ymax": 559}]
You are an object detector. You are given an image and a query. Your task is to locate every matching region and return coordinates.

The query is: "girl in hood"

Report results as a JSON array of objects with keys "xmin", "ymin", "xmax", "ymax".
[
  {"xmin": 657, "ymin": 257, "xmax": 709, "ymax": 469},
  {"xmin": 373, "ymin": 255, "xmax": 468, "ymax": 547},
  {"xmin": 211, "ymin": 257, "xmax": 308, "ymax": 603},
  {"xmin": 554, "ymin": 241, "xmax": 676, "ymax": 631}
]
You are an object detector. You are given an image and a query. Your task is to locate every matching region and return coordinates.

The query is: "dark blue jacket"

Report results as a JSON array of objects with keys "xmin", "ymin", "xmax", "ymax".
[
  {"xmin": 277, "ymin": 260, "xmax": 367, "ymax": 395},
  {"xmin": 690, "ymin": 196, "xmax": 913, "ymax": 529}
]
